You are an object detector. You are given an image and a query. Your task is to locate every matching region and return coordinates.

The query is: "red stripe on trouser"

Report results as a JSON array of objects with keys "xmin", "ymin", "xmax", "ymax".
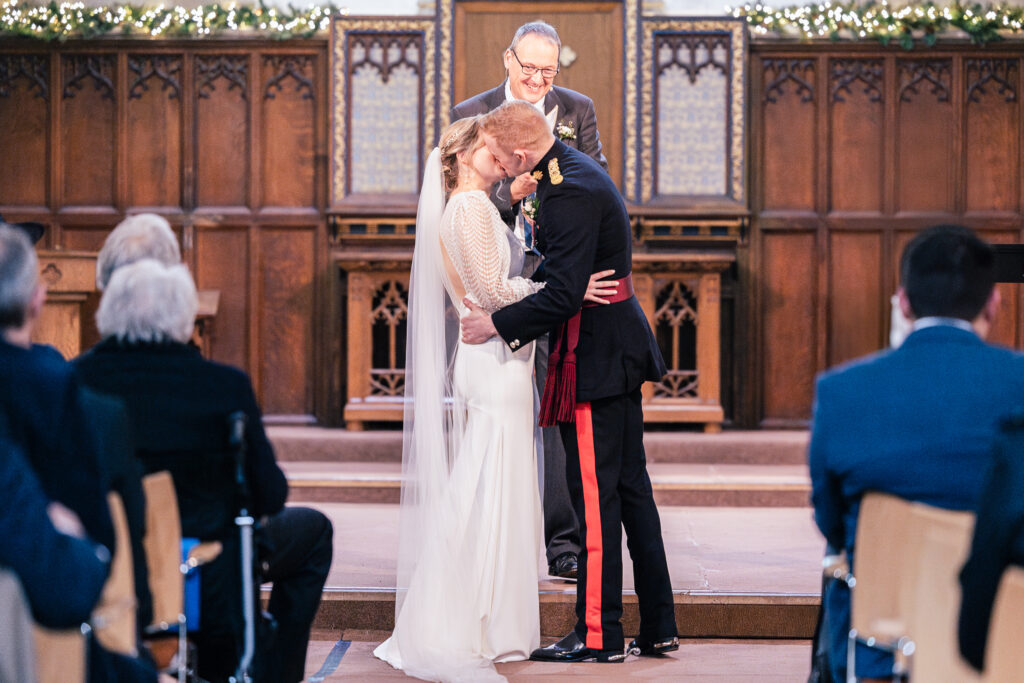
[{"xmin": 575, "ymin": 402, "xmax": 604, "ymax": 649}]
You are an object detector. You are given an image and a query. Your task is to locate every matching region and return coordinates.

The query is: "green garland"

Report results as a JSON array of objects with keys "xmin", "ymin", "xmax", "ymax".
[
  {"xmin": 732, "ymin": 1, "xmax": 1024, "ymax": 48},
  {"xmin": 0, "ymin": 0, "xmax": 344, "ymax": 40}
]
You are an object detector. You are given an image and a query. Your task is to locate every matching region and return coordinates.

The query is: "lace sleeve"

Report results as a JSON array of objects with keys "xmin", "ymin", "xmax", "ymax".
[{"xmin": 447, "ymin": 193, "xmax": 544, "ymax": 312}]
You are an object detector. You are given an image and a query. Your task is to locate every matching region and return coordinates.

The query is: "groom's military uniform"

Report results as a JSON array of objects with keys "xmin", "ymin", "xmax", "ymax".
[{"xmin": 491, "ymin": 139, "xmax": 677, "ymax": 653}]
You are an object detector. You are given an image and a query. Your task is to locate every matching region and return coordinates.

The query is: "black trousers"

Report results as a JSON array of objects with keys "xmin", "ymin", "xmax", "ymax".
[
  {"xmin": 196, "ymin": 506, "xmax": 333, "ymax": 683},
  {"xmin": 559, "ymin": 387, "xmax": 676, "ymax": 651}
]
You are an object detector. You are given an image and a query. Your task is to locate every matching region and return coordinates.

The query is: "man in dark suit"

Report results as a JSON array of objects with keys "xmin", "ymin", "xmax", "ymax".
[
  {"xmin": 452, "ymin": 20, "xmax": 608, "ymax": 580},
  {"xmin": 75, "ymin": 259, "xmax": 332, "ymax": 683},
  {"xmin": 958, "ymin": 414, "xmax": 1024, "ymax": 671},
  {"xmin": 809, "ymin": 225, "xmax": 1024, "ymax": 681},
  {"xmin": 463, "ymin": 100, "xmax": 677, "ymax": 663}
]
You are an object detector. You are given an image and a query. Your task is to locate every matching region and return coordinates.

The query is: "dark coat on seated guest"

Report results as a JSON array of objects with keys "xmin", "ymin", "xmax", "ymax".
[
  {"xmin": 73, "ymin": 338, "xmax": 289, "ymax": 638},
  {"xmin": 0, "ymin": 339, "xmax": 114, "ymax": 551},
  {"xmin": 80, "ymin": 387, "xmax": 153, "ymax": 629},
  {"xmin": 0, "ymin": 435, "xmax": 109, "ymax": 628},
  {"xmin": 809, "ymin": 324, "xmax": 1024, "ymax": 681},
  {"xmin": 958, "ymin": 413, "xmax": 1024, "ymax": 671}
]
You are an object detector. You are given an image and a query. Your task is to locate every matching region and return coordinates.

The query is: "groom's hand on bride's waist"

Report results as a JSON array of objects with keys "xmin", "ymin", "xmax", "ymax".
[{"xmin": 461, "ymin": 298, "xmax": 498, "ymax": 345}]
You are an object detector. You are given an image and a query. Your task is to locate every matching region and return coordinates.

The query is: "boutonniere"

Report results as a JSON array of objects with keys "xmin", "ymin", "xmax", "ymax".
[
  {"xmin": 522, "ymin": 194, "xmax": 538, "ymax": 221},
  {"xmin": 556, "ymin": 121, "xmax": 576, "ymax": 141}
]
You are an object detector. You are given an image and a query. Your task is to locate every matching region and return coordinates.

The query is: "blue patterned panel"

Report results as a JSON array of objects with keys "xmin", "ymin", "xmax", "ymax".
[
  {"xmin": 657, "ymin": 65, "xmax": 727, "ymax": 196},
  {"xmin": 350, "ymin": 62, "xmax": 420, "ymax": 194}
]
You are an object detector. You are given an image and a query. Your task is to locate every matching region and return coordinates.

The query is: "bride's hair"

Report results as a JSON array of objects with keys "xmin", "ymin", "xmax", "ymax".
[{"xmin": 439, "ymin": 116, "xmax": 481, "ymax": 195}]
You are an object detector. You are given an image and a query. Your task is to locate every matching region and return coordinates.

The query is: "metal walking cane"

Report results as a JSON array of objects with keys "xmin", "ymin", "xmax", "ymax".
[{"xmin": 228, "ymin": 411, "xmax": 256, "ymax": 683}]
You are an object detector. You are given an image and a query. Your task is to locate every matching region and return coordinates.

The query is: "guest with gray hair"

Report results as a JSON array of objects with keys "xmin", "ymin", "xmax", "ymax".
[
  {"xmin": 76, "ymin": 258, "xmax": 332, "ymax": 683},
  {"xmin": 96, "ymin": 213, "xmax": 180, "ymax": 291}
]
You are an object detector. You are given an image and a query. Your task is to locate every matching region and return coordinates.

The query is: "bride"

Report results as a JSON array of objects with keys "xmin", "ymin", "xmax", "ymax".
[{"xmin": 373, "ymin": 117, "xmax": 613, "ymax": 682}]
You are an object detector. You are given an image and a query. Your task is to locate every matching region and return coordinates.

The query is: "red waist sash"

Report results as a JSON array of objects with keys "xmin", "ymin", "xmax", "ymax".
[{"xmin": 538, "ymin": 273, "xmax": 634, "ymax": 427}]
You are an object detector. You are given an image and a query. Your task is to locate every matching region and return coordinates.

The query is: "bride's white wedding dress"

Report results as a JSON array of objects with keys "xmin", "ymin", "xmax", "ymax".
[{"xmin": 373, "ymin": 188, "xmax": 545, "ymax": 682}]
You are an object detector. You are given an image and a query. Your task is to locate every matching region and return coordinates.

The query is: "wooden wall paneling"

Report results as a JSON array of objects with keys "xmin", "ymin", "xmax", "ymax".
[
  {"xmin": 260, "ymin": 52, "xmax": 317, "ymax": 208},
  {"xmin": 258, "ymin": 227, "xmax": 315, "ymax": 417},
  {"xmin": 126, "ymin": 52, "xmax": 184, "ymax": 209},
  {"xmin": 194, "ymin": 53, "xmax": 250, "ymax": 208},
  {"xmin": 828, "ymin": 57, "xmax": 885, "ymax": 213},
  {"xmin": 0, "ymin": 53, "xmax": 49, "ymax": 210},
  {"xmin": 60, "ymin": 223, "xmax": 116, "ymax": 253},
  {"xmin": 760, "ymin": 230, "xmax": 817, "ymax": 426},
  {"xmin": 194, "ymin": 225, "xmax": 250, "ymax": 372},
  {"xmin": 828, "ymin": 230, "xmax": 883, "ymax": 366},
  {"xmin": 895, "ymin": 57, "xmax": 955, "ymax": 213},
  {"xmin": 61, "ymin": 53, "xmax": 117, "ymax": 208},
  {"xmin": 964, "ymin": 58, "xmax": 1019, "ymax": 214},
  {"xmin": 982, "ymin": 230, "xmax": 1021, "ymax": 349},
  {"xmin": 761, "ymin": 57, "xmax": 817, "ymax": 212}
]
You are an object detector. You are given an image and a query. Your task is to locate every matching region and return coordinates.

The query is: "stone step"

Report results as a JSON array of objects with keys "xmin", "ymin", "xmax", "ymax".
[
  {"xmin": 267, "ymin": 427, "xmax": 810, "ymax": 466},
  {"xmin": 279, "ymin": 461, "xmax": 812, "ymax": 507}
]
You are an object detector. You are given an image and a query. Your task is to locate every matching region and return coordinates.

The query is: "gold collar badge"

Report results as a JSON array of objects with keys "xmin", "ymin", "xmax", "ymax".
[
  {"xmin": 547, "ymin": 158, "xmax": 563, "ymax": 185},
  {"xmin": 531, "ymin": 170, "xmax": 543, "ymax": 181}
]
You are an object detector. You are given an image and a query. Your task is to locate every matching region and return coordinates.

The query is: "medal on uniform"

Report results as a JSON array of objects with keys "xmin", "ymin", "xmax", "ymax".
[{"xmin": 548, "ymin": 158, "xmax": 563, "ymax": 185}]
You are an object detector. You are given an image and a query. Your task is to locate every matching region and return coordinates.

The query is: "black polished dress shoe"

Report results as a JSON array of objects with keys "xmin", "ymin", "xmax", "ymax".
[
  {"xmin": 530, "ymin": 631, "xmax": 627, "ymax": 663},
  {"xmin": 548, "ymin": 551, "xmax": 578, "ymax": 579},
  {"xmin": 627, "ymin": 635, "xmax": 680, "ymax": 656}
]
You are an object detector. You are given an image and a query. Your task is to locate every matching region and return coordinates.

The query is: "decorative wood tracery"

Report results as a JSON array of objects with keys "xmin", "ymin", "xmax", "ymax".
[
  {"xmin": 966, "ymin": 58, "xmax": 1018, "ymax": 103},
  {"xmin": 898, "ymin": 59, "xmax": 951, "ymax": 103},
  {"xmin": 831, "ymin": 58, "xmax": 883, "ymax": 103},
  {"xmin": 653, "ymin": 280, "xmax": 699, "ymax": 399},
  {"xmin": 348, "ymin": 32, "xmax": 421, "ymax": 84},
  {"xmin": 196, "ymin": 55, "xmax": 248, "ymax": 99},
  {"xmin": 763, "ymin": 58, "xmax": 814, "ymax": 104},
  {"xmin": 655, "ymin": 33, "xmax": 730, "ymax": 82},
  {"xmin": 0, "ymin": 54, "xmax": 48, "ymax": 100},
  {"xmin": 62, "ymin": 54, "xmax": 115, "ymax": 100},
  {"xmin": 264, "ymin": 54, "xmax": 314, "ymax": 100},
  {"xmin": 369, "ymin": 280, "xmax": 408, "ymax": 398},
  {"xmin": 128, "ymin": 55, "xmax": 182, "ymax": 100}
]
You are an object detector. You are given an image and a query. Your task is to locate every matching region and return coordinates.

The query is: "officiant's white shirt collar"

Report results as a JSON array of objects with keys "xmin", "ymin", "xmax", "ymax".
[
  {"xmin": 912, "ymin": 316, "xmax": 976, "ymax": 334},
  {"xmin": 504, "ymin": 80, "xmax": 558, "ymax": 128}
]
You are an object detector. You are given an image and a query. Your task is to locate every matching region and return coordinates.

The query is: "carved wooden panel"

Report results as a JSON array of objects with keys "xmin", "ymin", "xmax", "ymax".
[
  {"xmin": 829, "ymin": 59, "xmax": 884, "ymax": 213},
  {"xmin": 259, "ymin": 227, "xmax": 315, "ymax": 415},
  {"xmin": 896, "ymin": 59, "xmax": 954, "ymax": 212},
  {"xmin": 0, "ymin": 54, "xmax": 48, "ymax": 208},
  {"xmin": 61, "ymin": 54, "xmax": 116, "ymax": 207},
  {"xmin": 195, "ymin": 54, "xmax": 249, "ymax": 207},
  {"xmin": 965, "ymin": 58, "xmax": 1019, "ymax": 213},
  {"xmin": 761, "ymin": 231, "xmax": 817, "ymax": 423},
  {"xmin": 828, "ymin": 231, "xmax": 883, "ymax": 366},
  {"xmin": 127, "ymin": 54, "xmax": 183, "ymax": 209},
  {"xmin": 194, "ymin": 226, "xmax": 250, "ymax": 375},
  {"xmin": 761, "ymin": 58, "xmax": 816, "ymax": 210},
  {"xmin": 261, "ymin": 54, "xmax": 316, "ymax": 208}
]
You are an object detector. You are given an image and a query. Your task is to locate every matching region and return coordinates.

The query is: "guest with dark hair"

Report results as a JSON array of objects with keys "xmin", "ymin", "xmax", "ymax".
[
  {"xmin": 75, "ymin": 259, "xmax": 332, "ymax": 683},
  {"xmin": 809, "ymin": 224, "xmax": 1024, "ymax": 681}
]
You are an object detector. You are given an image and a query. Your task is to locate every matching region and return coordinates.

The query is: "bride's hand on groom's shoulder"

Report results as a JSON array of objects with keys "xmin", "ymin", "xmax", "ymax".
[{"xmin": 461, "ymin": 298, "xmax": 498, "ymax": 345}]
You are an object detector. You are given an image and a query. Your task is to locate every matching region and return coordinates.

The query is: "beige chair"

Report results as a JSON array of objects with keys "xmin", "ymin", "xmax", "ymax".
[
  {"xmin": 32, "ymin": 625, "xmax": 86, "ymax": 683},
  {"xmin": 142, "ymin": 471, "xmax": 221, "ymax": 680},
  {"xmin": 1, "ymin": 568, "xmax": 37, "ymax": 682},
  {"xmin": 904, "ymin": 503, "xmax": 978, "ymax": 682},
  {"xmin": 91, "ymin": 491, "xmax": 138, "ymax": 656},
  {"xmin": 982, "ymin": 566, "xmax": 1024, "ymax": 682}
]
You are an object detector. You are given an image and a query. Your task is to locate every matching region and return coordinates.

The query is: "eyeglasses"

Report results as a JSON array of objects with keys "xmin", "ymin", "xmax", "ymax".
[{"xmin": 510, "ymin": 49, "xmax": 559, "ymax": 79}]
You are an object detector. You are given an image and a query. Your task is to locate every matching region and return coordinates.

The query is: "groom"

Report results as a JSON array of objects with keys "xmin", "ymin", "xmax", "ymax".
[{"xmin": 462, "ymin": 100, "xmax": 678, "ymax": 662}]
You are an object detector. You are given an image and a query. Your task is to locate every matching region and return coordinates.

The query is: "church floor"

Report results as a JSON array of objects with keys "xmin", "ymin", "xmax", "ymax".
[{"xmin": 302, "ymin": 632, "xmax": 812, "ymax": 681}]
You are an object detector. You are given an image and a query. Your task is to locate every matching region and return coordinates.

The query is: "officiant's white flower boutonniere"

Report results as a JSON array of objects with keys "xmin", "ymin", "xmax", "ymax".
[
  {"xmin": 522, "ymin": 195, "xmax": 539, "ymax": 221},
  {"xmin": 556, "ymin": 121, "xmax": 576, "ymax": 141}
]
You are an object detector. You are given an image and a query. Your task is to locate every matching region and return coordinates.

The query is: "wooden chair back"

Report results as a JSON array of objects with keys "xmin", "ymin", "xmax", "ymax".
[
  {"xmin": 983, "ymin": 566, "xmax": 1024, "ymax": 682},
  {"xmin": 142, "ymin": 471, "xmax": 184, "ymax": 629},
  {"xmin": 91, "ymin": 491, "xmax": 137, "ymax": 656},
  {"xmin": 32, "ymin": 626, "xmax": 86, "ymax": 683},
  {"xmin": 906, "ymin": 503, "xmax": 978, "ymax": 682}
]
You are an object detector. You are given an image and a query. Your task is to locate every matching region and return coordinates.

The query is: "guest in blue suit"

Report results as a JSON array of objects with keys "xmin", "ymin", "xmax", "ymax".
[{"xmin": 809, "ymin": 224, "xmax": 1024, "ymax": 681}]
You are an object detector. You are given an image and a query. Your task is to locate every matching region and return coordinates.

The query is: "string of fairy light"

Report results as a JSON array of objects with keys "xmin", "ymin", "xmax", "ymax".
[
  {"xmin": 731, "ymin": 2, "xmax": 1024, "ymax": 47},
  {"xmin": 0, "ymin": 0, "xmax": 344, "ymax": 40}
]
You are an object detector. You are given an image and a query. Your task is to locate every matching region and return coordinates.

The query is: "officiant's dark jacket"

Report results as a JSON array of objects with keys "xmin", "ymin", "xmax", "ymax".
[
  {"xmin": 809, "ymin": 323, "xmax": 1024, "ymax": 680},
  {"xmin": 452, "ymin": 84, "xmax": 608, "ymax": 226},
  {"xmin": 74, "ymin": 338, "xmax": 288, "ymax": 636},
  {"xmin": 490, "ymin": 140, "xmax": 665, "ymax": 401}
]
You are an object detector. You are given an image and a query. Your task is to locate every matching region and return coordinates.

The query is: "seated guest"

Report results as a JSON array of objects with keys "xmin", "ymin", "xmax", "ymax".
[
  {"xmin": 75, "ymin": 260, "xmax": 333, "ymax": 683},
  {"xmin": 96, "ymin": 213, "xmax": 180, "ymax": 290},
  {"xmin": 958, "ymin": 413, "xmax": 1024, "ymax": 671},
  {"xmin": 809, "ymin": 224, "xmax": 1024, "ymax": 681}
]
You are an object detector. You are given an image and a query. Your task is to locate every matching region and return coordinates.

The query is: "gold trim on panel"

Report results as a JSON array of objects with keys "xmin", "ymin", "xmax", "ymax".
[
  {"xmin": 330, "ymin": 17, "xmax": 436, "ymax": 207},
  {"xmin": 438, "ymin": 0, "xmax": 453, "ymax": 132},
  {"xmin": 639, "ymin": 19, "xmax": 746, "ymax": 204},
  {"xmin": 624, "ymin": 0, "xmax": 639, "ymax": 200}
]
